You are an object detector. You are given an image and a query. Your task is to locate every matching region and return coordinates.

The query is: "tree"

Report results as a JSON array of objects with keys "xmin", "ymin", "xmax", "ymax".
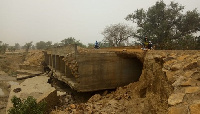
[
  {"xmin": 61, "ymin": 37, "xmax": 86, "ymax": 48},
  {"xmin": 24, "ymin": 42, "xmax": 33, "ymax": 53},
  {"xmin": 36, "ymin": 41, "xmax": 46, "ymax": 49},
  {"xmin": 102, "ymin": 23, "xmax": 134, "ymax": 47},
  {"xmin": 36, "ymin": 41, "xmax": 52, "ymax": 49},
  {"xmin": 46, "ymin": 41, "xmax": 52, "ymax": 49},
  {"xmin": 61, "ymin": 37, "xmax": 77, "ymax": 46},
  {"xmin": 14, "ymin": 43, "xmax": 20, "ymax": 50},
  {"xmin": 125, "ymin": 1, "xmax": 200, "ymax": 49},
  {"xmin": 0, "ymin": 41, "xmax": 8, "ymax": 54}
]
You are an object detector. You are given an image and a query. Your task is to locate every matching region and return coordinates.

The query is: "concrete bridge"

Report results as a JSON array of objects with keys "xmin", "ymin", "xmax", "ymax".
[{"xmin": 43, "ymin": 45, "xmax": 144, "ymax": 92}]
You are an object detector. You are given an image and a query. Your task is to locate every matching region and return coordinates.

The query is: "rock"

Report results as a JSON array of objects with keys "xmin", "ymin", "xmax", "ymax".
[
  {"xmin": 191, "ymin": 72, "xmax": 200, "ymax": 80},
  {"xmin": 197, "ymin": 60, "xmax": 200, "ymax": 67},
  {"xmin": 13, "ymin": 88, "xmax": 21, "ymax": 93},
  {"xmin": 168, "ymin": 106, "xmax": 188, "ymax": 114},
  {"xmin": 180, "ymin": 78, "xmax": 196, "ymax": 87},
  {"xmin": 164, "ymin": 71, "xmax": 175, "ymax": 81},
  {"xmin": 0, "ymin": 88, "xmax": 4, "ymax": 96},
  {"xmin": 165, "ymin": 59, "xmax": 178, "ymax": 68},
  {"xmin": 193, "ymin": 100, "xmax": 200, "ymax": 104},
  {"xmin": 70, "ymin": 104, "xmax": 76, "ymax": 109},
  {"xmin": 0, "ymin": 71, "xmax": 7, "ymax": 75},
  {"xmin": 172, "ymin": 76, "xmax": 187, "ymax": 87},
  {"xmin": 57, "ymin": 91, "xmax": 66, "ymax": 96},
  {"xmin": 176, "ymin": 55, "xmax": 189, "ymax": 61},
  {"xmin": 185, "ymin": 87, "xmax": 200, "ymax": 94},
  {"xmin": 184, "ymin": 71, "xmax": 195, "ymax": 78},
  {"xmin": 171, "ymin": 64, "xmax": 182, "ymax": 71},
  {"xmin": 189, "ymin": 103, "xmax": 200, "ymax": 114},
  {"xmin": 88, "ymin": 94, "xmax": 101, "ymax": 102},
  {"xmin": 168, "ymin": 93, "xmax": 185, "ymax": 105},
  {"xmin": 183, "ymin": 62, "xmax": 198, "ymax": 71},
  {"xmin": 163, "ymin": 57, "xmax": 174, "ymax": 62},
  {"xmin": 108, "ymin": 99, "xmax": 118, "ymax": 107},
  {"xmin": 102, "ymin": 90, "xmax": 108, "ymax": 96}
]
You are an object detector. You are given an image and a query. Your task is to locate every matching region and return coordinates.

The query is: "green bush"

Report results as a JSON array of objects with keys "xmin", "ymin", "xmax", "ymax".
[{"xmin": 8, "ymin": 96, "xmax": 47, "ymax": 114}]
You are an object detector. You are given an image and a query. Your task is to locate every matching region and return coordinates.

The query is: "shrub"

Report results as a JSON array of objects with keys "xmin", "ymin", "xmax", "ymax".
[{"xmin": 8, "ymin": 96, "xmax": 46, "ymax": 114}]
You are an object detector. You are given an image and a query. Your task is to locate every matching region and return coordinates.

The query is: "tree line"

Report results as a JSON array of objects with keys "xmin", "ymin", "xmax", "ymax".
[
  {"xmin": 102, "ymin": 0, "xmax": 200, "ymax": 49},
  {"xmin": 0, "ymin": 37, "xmax": 88, "ymax": 54}
]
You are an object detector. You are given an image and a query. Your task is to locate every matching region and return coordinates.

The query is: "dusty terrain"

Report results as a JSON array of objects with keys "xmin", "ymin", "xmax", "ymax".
[
  {"xmin": 0, "ymin": 50, "xmax": 44, "ymax": 113},
  {"xmin": 51, "ymin": 50, "xmax": 200, "ymax": 114},
  {"xmin": 0, "ymin": 49, "xmax": 200, "ymax": 114}
]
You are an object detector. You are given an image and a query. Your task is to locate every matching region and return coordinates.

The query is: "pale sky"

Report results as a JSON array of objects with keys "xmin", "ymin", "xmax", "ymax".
[{"xmin": 0, "ymin": 0, "xmax": 200, "ymax": 46}]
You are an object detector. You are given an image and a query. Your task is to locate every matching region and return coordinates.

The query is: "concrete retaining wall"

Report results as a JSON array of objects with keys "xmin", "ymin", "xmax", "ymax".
[
  {"xmin": 76, "ymin": 53, "xmax": 143, "ymax": 91},
  {"xmin": 44, "ymin": 46, "xmax": 143, "ymax": 92}
]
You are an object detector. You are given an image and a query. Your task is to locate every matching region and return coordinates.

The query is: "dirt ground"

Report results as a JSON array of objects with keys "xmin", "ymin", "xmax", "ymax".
[{"xmin": 0, "ymin": 49, "xmax": 200, "ymax": 114}]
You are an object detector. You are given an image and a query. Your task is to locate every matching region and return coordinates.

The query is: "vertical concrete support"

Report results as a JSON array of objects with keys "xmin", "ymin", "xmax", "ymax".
[
  {"xmin": 56, "ymin": 55, "xmax": 60, "ymax": 71},
  {"xmin": 52, "ymin": 55, "xmax": 55, "ymax": 70},
  {"xmin": 49, "ymin": 55, "xmax": 51, "ymax": 66},
  {"xmin": 55, "ymin": 55, "xmax": 56, "ymax": 71},
  {"xmin": 50, "ymin": 55, "xmax": 53, "ymax": 67},
  {"xmin": 44, "ymin": 52, "xmax": 49, "ymax": 65},
  {"xmin": 65, "ymin": 65, "xmax": 66, "ymax": 76},
  {"xmin": 60, "ymin": 57, "xmax": 65, "ymax": 74}
]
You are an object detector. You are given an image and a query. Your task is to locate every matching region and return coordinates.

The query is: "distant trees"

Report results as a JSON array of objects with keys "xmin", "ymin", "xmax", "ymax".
[
  {"xmin": 102, "ymin": 23, "xmax": 134, "ymax": 47},
  {"xmin": 125, "ymin": 1, "xmax": 200, "ymax": 49},
  {"xmin": 14, "ymin": 43, "xmax": 20, "ymax": 50},
  {"xmin": 60, "ymin": 37, "xmax": 86, "ymax": 48},
  {"xmin": 36, "ymin": 41, "xmax": 52, "ymax": 50},
  {"xmin": 23, "ymin": 42, "xmax": 33, "ymax": 53},
  {"xmin": 0, "ymin": 41, "xmax": 8, "ymax": 54},
  {"xmin": 34, "ymin": 37, "xmax": 86, "ymax": 49}
]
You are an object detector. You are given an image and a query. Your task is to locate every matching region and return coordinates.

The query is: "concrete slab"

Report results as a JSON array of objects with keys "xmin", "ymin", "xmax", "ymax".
[
  {"xmin": 6, "ymin": 76, "xmax": 58, "ymax": 114},
  {"xmin": 16, "ymin": 70, "xmax": 43, "ymax": 80},
  {"xmin": 16, "ymin": 69, "xmax": 43, "ymax": 75}
]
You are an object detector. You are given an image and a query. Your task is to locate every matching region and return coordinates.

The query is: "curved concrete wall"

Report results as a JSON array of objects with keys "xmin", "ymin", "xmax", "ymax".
[{"xmin": 76, "ymin": 53, "xmax": 143, "ymax": 92}]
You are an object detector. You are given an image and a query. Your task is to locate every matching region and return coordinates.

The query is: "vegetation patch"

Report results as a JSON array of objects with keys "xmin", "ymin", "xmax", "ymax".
[{"xmin": 8, "ymin": 96, "xmax": 46, "ymax": 114}]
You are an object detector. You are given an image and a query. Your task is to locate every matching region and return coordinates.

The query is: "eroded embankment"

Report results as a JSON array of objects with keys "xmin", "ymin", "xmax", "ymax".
[{"xmin": 52, "ymin": 50, "xmax": 200, "ymax": 114}]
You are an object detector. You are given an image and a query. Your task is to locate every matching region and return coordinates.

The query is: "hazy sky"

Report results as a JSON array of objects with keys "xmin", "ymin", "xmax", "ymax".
[{"xmin": 0, "ymin": 0, "xmax": 200, "ymax": 46}]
